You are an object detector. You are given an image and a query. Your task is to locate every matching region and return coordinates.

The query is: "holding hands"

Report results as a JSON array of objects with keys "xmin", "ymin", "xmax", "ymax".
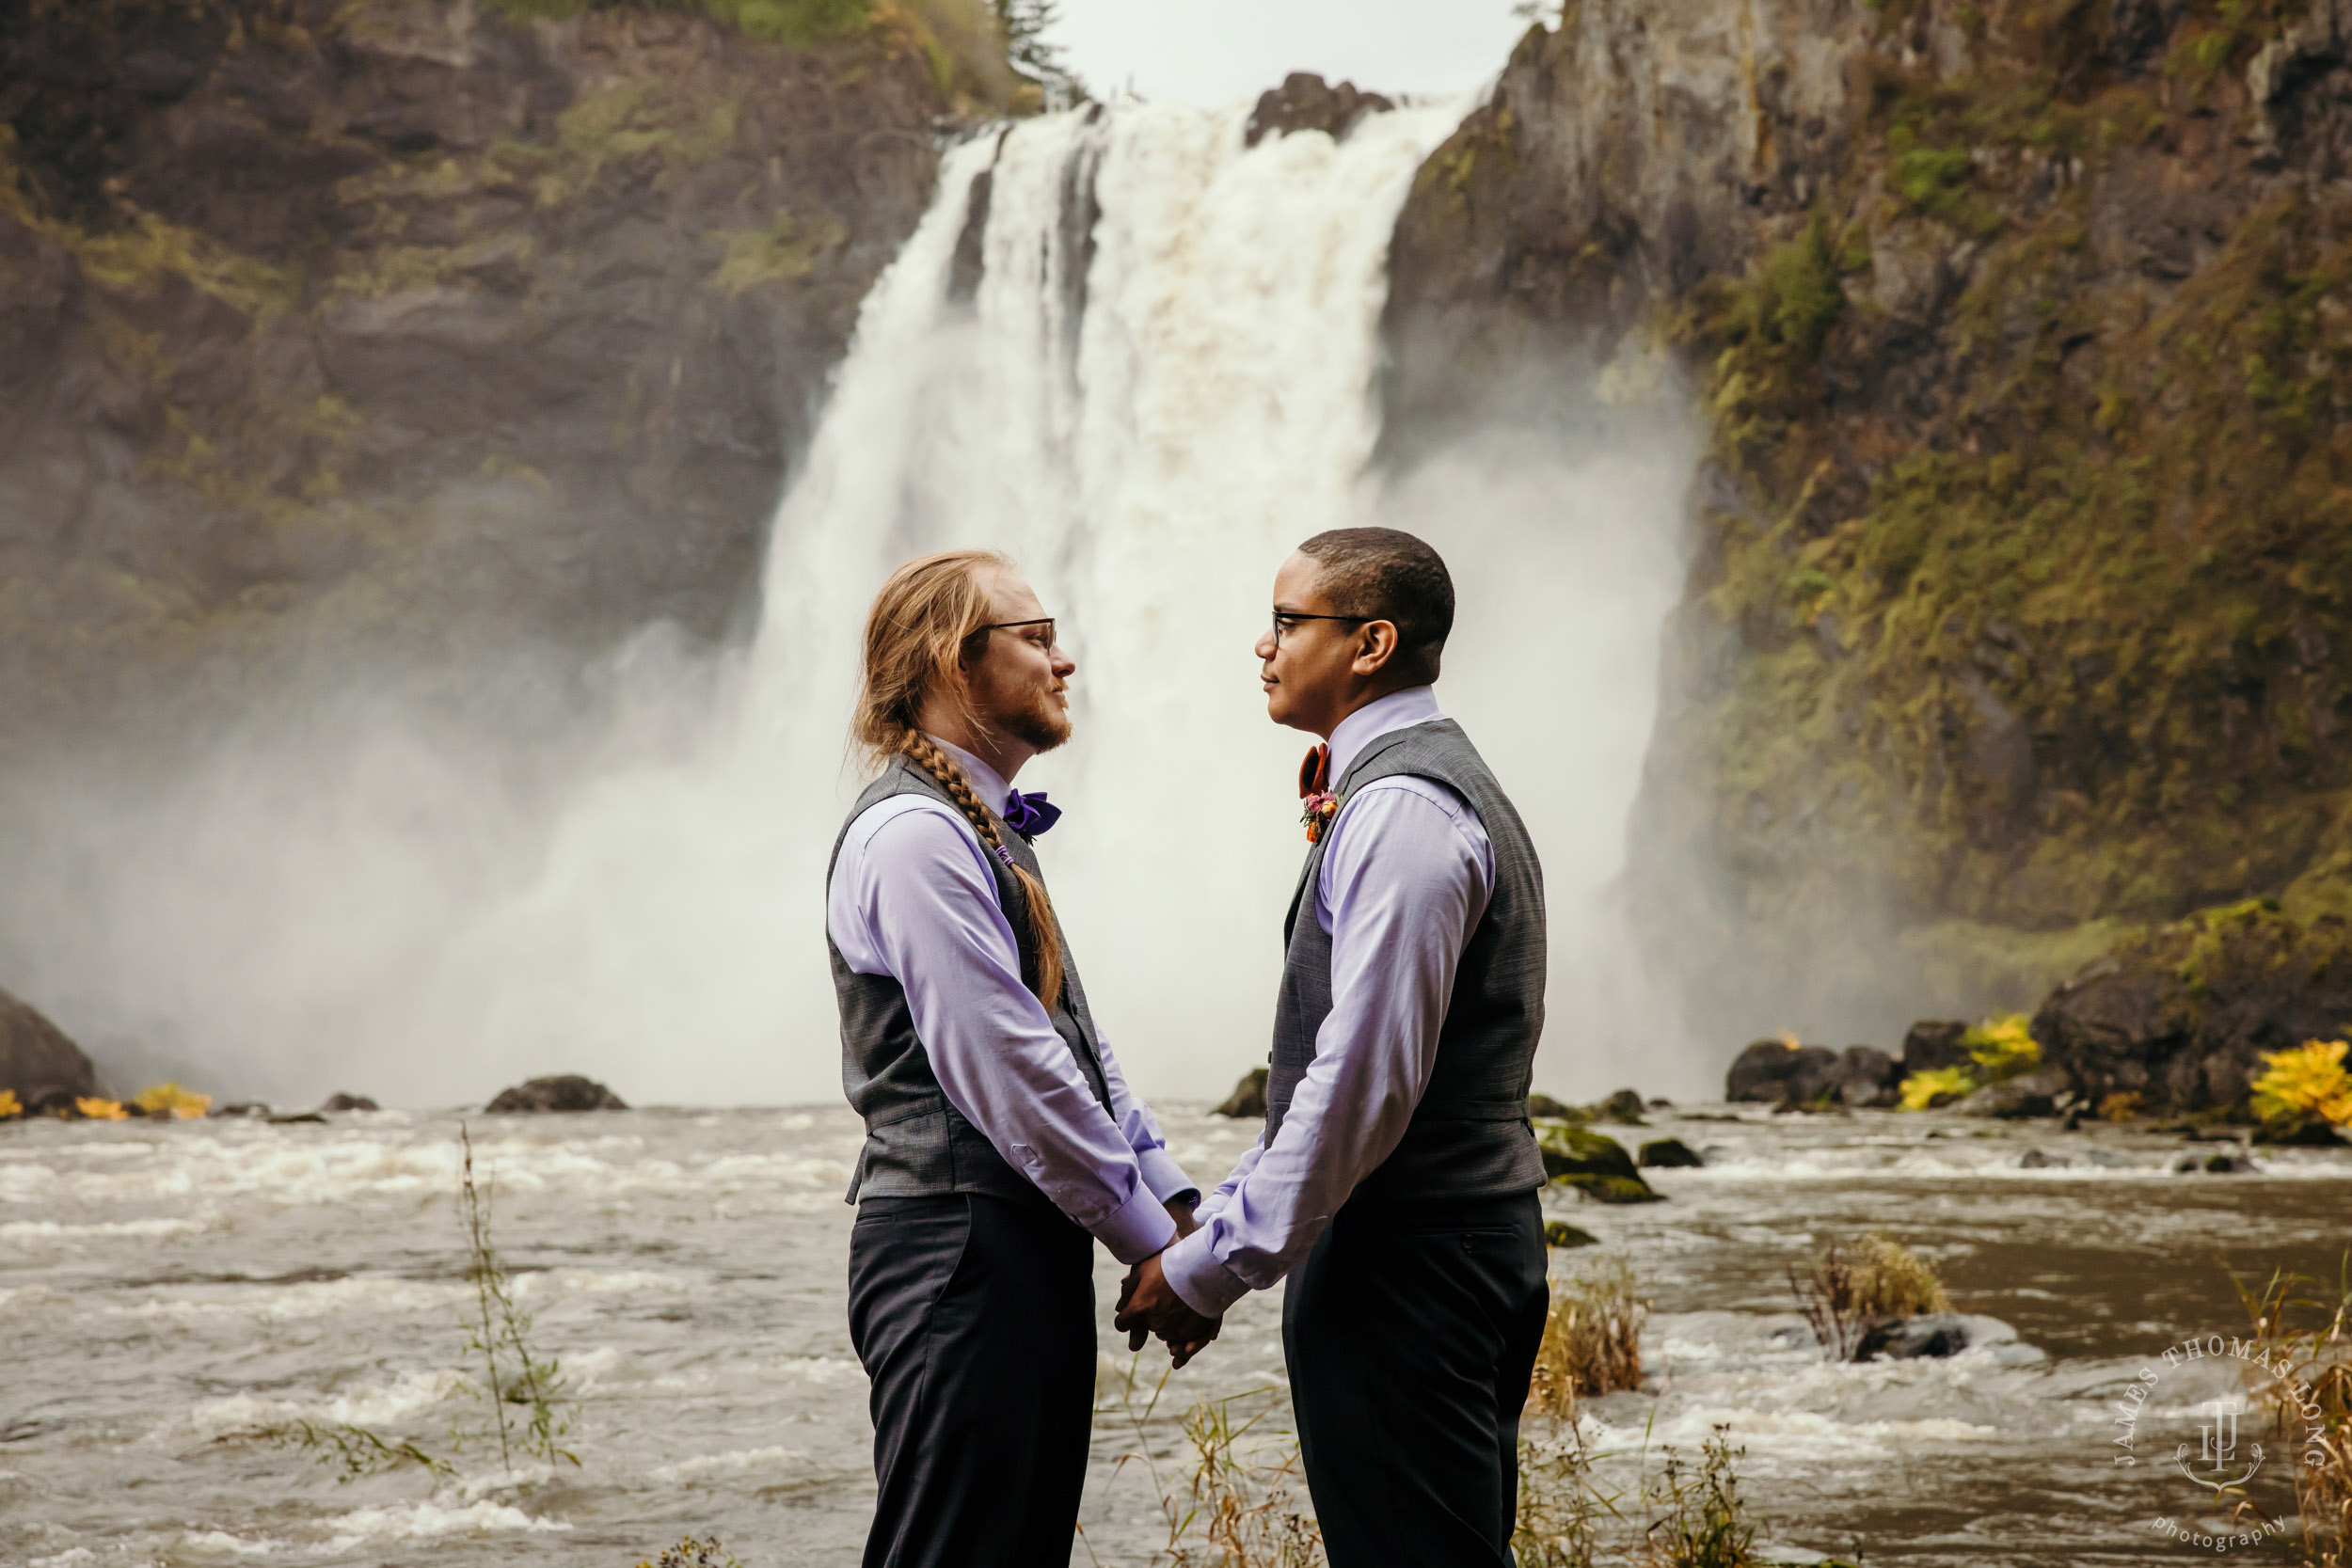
[{"xmin": 1115, "ymin": 1200, "xmax": 1222, "ymax": 1369}]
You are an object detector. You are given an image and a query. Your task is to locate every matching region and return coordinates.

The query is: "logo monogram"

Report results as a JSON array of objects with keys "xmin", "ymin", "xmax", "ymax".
[{"xmin": 2174, "ymin": 1398, "xmax": 2264, "ymax": 1492}]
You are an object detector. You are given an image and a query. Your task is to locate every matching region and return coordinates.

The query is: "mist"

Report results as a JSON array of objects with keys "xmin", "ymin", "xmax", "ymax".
[{"xmin": 0, "ymin": 103, "xmax": 1704, "ymax": 1111}]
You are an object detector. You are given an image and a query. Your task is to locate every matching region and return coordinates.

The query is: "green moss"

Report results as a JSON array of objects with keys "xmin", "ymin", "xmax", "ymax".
[
  {"xmin": 709, "ymin": 208, "xmax": 846, "ymax": 295},
  {"xmin": 481, "ymin": 0, "xmax": 872, "ymax": 45}
]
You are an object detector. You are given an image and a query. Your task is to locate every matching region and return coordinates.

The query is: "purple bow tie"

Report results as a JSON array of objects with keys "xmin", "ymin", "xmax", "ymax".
[{"xmin": 1002, "ymin": 789, "xmax": 1060, "ymax": 838}]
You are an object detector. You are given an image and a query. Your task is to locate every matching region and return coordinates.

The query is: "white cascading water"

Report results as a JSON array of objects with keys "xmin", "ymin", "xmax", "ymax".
[
  {"xmin": 7, "ymin": 99, "xmax": 1696, "ymax": 1107},
  {"xmin": 431, "ymin": 98, "xmax": 1699, "ymax": 1104}
]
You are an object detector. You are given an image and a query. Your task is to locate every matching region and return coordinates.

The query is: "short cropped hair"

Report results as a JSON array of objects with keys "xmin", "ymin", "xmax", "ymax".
[{"xmin": 1295, "ymin": 527, "xmax": 1454, "ymax": 686}]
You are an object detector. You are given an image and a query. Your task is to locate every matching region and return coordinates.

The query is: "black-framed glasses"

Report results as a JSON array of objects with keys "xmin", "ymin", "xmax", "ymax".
[
  {"xmin": 980, "ymin": 617, "xmax": 1058, "ymax": 649},
  {"xmin": 1270, "ymin": 610, "xmax": 1368, "ymax": 647}
]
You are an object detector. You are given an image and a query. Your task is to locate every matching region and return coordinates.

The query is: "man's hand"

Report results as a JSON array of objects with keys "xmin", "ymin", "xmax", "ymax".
[
  {"xmin": 1166, "ymin": 1197, "xmax": 1200, "ymax": 1240},
  {"xmin": 1114, "ymin": 1252, "xmax": 1222, "ymax": 1369}
]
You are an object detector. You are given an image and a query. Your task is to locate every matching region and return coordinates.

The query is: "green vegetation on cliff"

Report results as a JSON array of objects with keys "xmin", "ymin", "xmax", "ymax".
[{"xmin": 1382, "ymin": 0, "xmax": 2352, "ymax": 1042}]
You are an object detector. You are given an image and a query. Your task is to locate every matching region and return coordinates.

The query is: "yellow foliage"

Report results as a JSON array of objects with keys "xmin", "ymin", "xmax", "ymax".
[
  {"xmin": 0, "ymin": 1088, "xmax": 20, "ymax": 1119},
  {"xmin": 1898, "ymin": 1066, "xmax": 1976, "ymax": 1110},
  {"xmin": 1527, "ymin": 1255, "xmax": 1647, "ymax": 1418},
  {"xmin": 2250, "ymin": 1038, "xmax": 2352, "ymax": 1125},
  {"xmin": 134, "ymin": 1082, "xmax": 214, "ymax": 1119},
  {"xmin": 1963, "ymin": 1012, "xmax": 2042, "ymax": 1082},
  {"xmin": 75, "ymin": 1097, "xmax": 128, "ymax": 1120},
  {"xmin": 2098, "ymin": 1090, "xmax": 2145, "ymax": 1121}
]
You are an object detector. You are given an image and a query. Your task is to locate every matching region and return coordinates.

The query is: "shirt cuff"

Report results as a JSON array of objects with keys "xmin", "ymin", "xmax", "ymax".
[
  {"xmin": 1136, "ymin": 1147, "xmax": 1200, "ymax": 1210},
  {"xmin": 1090, "ymin": 1180, "xmax": 1179, "ymax": 1265},
  {"xmin": 1159, "ymin": 1227, "xmax": 1252, "ymax": 1318}
]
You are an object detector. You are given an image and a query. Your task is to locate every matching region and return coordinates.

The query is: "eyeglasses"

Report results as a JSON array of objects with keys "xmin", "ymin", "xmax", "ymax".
[
  {"xmin": 980, "ymin": 617, "xmax": 1058, "ymax": 650},
  {"xmin": 1269, "ymin": 610, "xmax": 1368, "ymax": 647}
]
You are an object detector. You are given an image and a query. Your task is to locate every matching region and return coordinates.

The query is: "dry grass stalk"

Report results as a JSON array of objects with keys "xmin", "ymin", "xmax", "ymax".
[
  {"xmin": 2238, "ymin": 1259, "xmax": 2352, "ymax": 1565},
  {"xmin": 1088, "ymin": 1359, "xmax": 1322, "ymax": 1568},
  {"xmin": 1791, "ymin": 1233, "xmax": 1949, "ymax": 1359},
  {"xmin": 1528, "ymin": 1255, "xmax": 1649, "ymax": 1420}
]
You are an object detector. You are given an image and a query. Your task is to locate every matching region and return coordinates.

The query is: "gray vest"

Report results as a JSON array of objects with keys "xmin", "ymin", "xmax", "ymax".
[
  {"xmin": 1265, "ymin": 719, "xmax": 1548, "ymax": 1203},
  {"xmin": 829, "ymin": 754, "xmax": 1112, "ymax": 1210}
]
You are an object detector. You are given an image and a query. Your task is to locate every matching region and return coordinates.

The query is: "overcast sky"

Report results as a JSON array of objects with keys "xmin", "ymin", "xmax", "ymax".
[{"xmin": 1041, "ymin": 0, "xmax": 1538, "ymax": 108}]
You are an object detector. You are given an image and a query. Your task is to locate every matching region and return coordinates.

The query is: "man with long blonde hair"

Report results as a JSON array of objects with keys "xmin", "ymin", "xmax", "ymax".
[{"xmin": 827, "ymin": 547, "xmax": 1200, "ymax": 1568}]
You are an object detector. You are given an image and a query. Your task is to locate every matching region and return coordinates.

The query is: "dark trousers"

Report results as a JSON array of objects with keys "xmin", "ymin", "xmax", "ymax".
[
  {"xmin": 1283, "ymin": 1190, "xmax": 1549, "ymax": 1568},
  {"xmin": 847, "ymin": 1193, "xmax": 1096, "ymax": 1568}
]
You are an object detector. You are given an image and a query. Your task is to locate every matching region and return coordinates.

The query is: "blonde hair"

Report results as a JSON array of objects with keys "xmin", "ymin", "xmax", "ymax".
[{"xmin": 853, "ymin": 549, "xmax": 1065, "ymax": 1009}]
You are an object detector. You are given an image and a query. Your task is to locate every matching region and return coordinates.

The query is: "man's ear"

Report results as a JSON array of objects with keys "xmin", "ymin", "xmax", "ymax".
[{"xmin": 1351, "ymin": 620, "xmax": 1401, "ymax": 677}]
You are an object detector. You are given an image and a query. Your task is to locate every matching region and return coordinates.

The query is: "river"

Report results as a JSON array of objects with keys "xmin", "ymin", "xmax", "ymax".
[{"xmin": 6, "ymin": 1103, "xmax": 2346, "ymax": 1564}]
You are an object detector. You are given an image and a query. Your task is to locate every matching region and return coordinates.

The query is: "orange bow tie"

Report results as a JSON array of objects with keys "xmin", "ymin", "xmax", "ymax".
[{"xmin": 1298, "ymin": 744, "xmax": 1330, "ymax": 799}]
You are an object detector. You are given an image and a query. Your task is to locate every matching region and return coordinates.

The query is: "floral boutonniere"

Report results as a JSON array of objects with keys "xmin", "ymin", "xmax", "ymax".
[{"xmin": 1301, "ymin": 790, "xmax": 1340, "ymax": 845}]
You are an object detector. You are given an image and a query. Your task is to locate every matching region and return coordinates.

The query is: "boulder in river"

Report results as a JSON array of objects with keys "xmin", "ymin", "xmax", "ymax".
[
  {"xmin": 1834, "ymin": 1046, "xmax": 1901, "ymax": 1107},
  {"xmin": 1854, "ymin": 1313, "xmax": 1972, "ymax": 1361},
  {"xmin": 485, "ymin": 1075, "xmax": 628, "ymax": 1114},
  {"xmin": 1900, "ymin": 1021, "xmax": 1972, "ymax": 1077},
  {"xmin": 0, "ymin": 986, "xmax": 100, "ymax": 1110},
  {"xmin": 1725, "ymin": 1039, "xmax": 1839, "ymax": 1105},
  {"xmin": 1543, "ymin": 1219, "xmax": 1598, "ymax": 1248},
  {"xmin": 1525, "ymin": 1092, "xmax": 1575, "ymax": 1118},
  {"xmin": 319, "ymin": 1092, "xmax": 380, "ymax": 1113},
  {"xmin": 1954, "ymin": 1068, "xmax": 2070, "ymax": 1119},
  {"xmin": 1535, "ymin": 1125, "xmax": 1661, "ymax": 1204},
  {"xmin": 1590, "ymin": 1087, "xmax": 1648, "ymax": 1124},
  {"xmin": 1638, "ymin": 1137, "xmax": 1705, "ymax": 1168},
  {"xmin": 1213, "ymin": 1068, "xmax": 1267, "ymax": 1118},
  {"xmin": 2033, "ymin": 903, "xmax": 2352, "ymax": 1115}
]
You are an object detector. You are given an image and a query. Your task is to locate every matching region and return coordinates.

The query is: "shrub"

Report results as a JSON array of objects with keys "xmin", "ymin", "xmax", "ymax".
[
  {"xmin": 1528, "ymin": 1256, "xmax": 1648, "ymax": 1419},
  {"xmin": 633, "ymin": 1538, "xmax": 743, "ymax": 1568},
  {"xmin": 133, "ymin": 1082, "xmax": 213, "ymax": 1119},
  {"xmin": 0, "ymin": 1089, "xmax": 19, "ymax": 1119},
  {"xmin": 2236, "ymin": 1258, "xmax": 2352, "ymax": 1565},
  {"xmin": 1792, "ymin": 1234, "xmax": 1950, "ymax": 1359},
  {"xmin": 2250, "ymin": 1038, "xmax": 2352, "ymax": 1126},
  {"xmin": 2098, "ymin": 1090, "xmax": 2145, "ymax": 1121},
  {"xmin": 1897, "ymin": 1013, "xmax": 2041, "ymax": 1109},
  {"xmin": 74, "ymin": 1097, "xmax": 127, "ymax": 1120},
  {"xmin": 1640, "ymin": 1430, "xmax": 1760, "ymax": 1568}
]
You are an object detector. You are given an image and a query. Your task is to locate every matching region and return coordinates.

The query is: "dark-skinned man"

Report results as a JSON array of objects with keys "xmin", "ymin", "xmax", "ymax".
[{"xmin": 1117, "ymin": 527, "xmax": 1550, "ymax": 1568}]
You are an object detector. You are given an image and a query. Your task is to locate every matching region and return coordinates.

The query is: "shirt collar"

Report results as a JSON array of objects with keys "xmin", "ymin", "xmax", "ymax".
[
  {"xmin": 1327, "ymin": 685, "xmax": 1442, "ymax": 784},
  {"xmin": 924, "ymin": 734, "xmax": 1013, "ymax": 816}
]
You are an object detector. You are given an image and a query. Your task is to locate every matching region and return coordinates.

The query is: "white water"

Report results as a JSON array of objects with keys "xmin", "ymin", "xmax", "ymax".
[
  {"xmin": 431, "ymin": 100, "xmax": 1696, "ymax": 1106},
  {"xmin": 7, "ymin": 101, "xmax": 1696, "ymax": 1107}
]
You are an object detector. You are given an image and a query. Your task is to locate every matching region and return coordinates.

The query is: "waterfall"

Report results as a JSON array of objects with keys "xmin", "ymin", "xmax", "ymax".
[
  {"xmin": 6, "ymin": 98, "xmax": 1700, "ymax": 1108},
  {"xmin": 442, "ymin": 97, "xmax": 1700, "ymax": 1105}
]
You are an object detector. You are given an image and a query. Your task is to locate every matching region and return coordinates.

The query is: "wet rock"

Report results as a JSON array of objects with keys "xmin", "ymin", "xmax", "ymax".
[
  {"xmin": 1638, "ymin": 1137, "xmax": 1705, "ymax": 1168},
  {"xmin": 1901, "ymin": 1022, "xmax": 1973, "ymax": 1077},
  {"xmin": 1592, "ymin": 1087, "xmax": 1648, "ymax": 1124},
  {"xmin": 485, "ymin": 1074, "xmax": 628, "ymax": 1114},
  {"xmin": 2203, "ymin": 1150, "xmax": 2252, "ymax": 1174},
  {"xmin": 1213, "ymin": 1068, "xmax": 1267, "ymax": 1118},
  {"xmin": 1536, "ymin": 1125, "xmax": 1661, "ymax": 1204},
  {"xmin": 1725, "ymin": 1039, "xmax": 1840, "ymax": 1105},
  {"xmin": 266, "ymin": 1112, "xmax": 328, "ymax": 1125},
  {"xmin": 1955, "ymin": 1068, "xmax": 2070, "ymax": 1119},
  {"xmin": 1244, "ymin": 72, "xmax": 1394, "ymax": 148},
  {"xmin": 1543, "ymin": 1219, "xmax": 1598, "ymax": 1248},
  {"xmin": 1526, "ymin": 1093, "xmax": 1575, "ymax": 1118},
  {"xmin": 2034, "ymin": 907, "xmax": 2352, "ymax": 1115},
  {"xmin": 1834, "ymin": 1046, "xmax": 1901, "ymax": 1108},
  {"xmin": 211, "ymin": 1101, "xmax": 272, "ymax": 1118},
  {"xmin": 318, "ymin": 1092, "xmax": 380, "ymax": 1113},
  {"xmin": 1854, "ymin": 1313, "xmax": 1972, "ymax": 1361},
  {"xmin": 0, "ymin": 986, "xmax": 101, "ymax": 1107},
  {"xmin": 2017, "ymin": 1148, "xmax": 2069, "ymax": 1168}
]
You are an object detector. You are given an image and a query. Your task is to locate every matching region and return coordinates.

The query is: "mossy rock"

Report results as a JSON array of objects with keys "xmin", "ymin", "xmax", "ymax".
[
  {"xmin": 1542, "ymin": 1219, "xmax": 1598, "ymax": 1248},
  {"xmin": 1534, "ymin": 1125, "xmax": 1661, "ymax": 1203},
  {"xmin": 1638, "ymin": 1137, "xmax": 1705, "ymax": 1168},
  {"xmin": 1590, "ymin": 1087, "xmax": 1648, "ymax": 1124}
]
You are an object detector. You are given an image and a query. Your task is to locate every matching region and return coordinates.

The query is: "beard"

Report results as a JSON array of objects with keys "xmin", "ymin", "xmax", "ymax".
[
  {"xmin": 968, "ymin": 662, "xmax": 1073, "ymax": 753},
  {"xmin": 1000, "ymin": 683, "xmax": 1073, "ymax": 753}
]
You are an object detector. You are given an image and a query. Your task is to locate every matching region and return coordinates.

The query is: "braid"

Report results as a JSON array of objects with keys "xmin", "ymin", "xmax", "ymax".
[{"xmin": 900, "ymin": 730, "xmax": 1067, "ymax": 1010}]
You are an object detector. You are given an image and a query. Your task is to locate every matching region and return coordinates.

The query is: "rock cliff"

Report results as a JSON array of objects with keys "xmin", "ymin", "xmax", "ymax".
[
  {"xmin": 0, "ymin": 0, "xmax": 1012, "ymax": 733},
  {"xmin": 1383, "ymin": 0, "xmax": 2352, "ymax": 1058}
]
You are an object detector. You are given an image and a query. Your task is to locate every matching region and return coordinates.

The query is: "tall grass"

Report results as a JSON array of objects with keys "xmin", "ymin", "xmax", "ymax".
[
  {"xmin": 1791, "ymin": 1234, "xmax": 1949, "ymax": 1360},
  {"xmin": 2238, "ymin": 1258, "xmax": 2352, "ymax": 1565},
  {"xmin": 1086, "ymin": 1358, "xmax": 1321, "ymax": 1568},
  {"xmin": 1528, "ymin": 1256, "xmax": 1650, "ymax": 1419}
]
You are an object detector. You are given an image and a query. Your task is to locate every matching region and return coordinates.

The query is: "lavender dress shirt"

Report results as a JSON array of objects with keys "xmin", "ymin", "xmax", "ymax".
[
  {"xmin": 1159, "ymin": 687, "xmax": 1497, "ymax": 1317},
  {"xmin": 826, "ymin": 736, "xmax": 1199, "ymax": 1265}
]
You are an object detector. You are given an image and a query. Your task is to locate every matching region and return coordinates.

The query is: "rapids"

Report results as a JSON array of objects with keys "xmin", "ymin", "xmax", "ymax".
[{"xmin": 6, "ymin": 1103, "xmax": 2347, "ymax": 1563}]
